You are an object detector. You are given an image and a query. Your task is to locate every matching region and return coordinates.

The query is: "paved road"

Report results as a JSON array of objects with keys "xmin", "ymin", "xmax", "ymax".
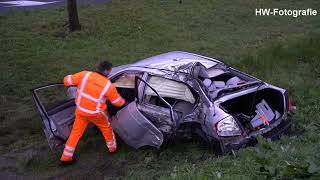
[{"xmin": 0, "ymin": 0, "xmax": 111, "ymax": 13}]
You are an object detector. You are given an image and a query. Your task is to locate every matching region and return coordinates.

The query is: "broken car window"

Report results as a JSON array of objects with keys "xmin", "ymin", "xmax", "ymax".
[
  {"xmin": 113, "ymin": 73, "xmax": 138, "ymax": 88},
  {"xmin": 36, "ymin": 85, "xmax": 71, "ymax": 111}
]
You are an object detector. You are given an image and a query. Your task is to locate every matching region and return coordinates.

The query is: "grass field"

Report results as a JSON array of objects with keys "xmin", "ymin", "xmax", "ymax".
[{"xmin": 1, "ymin": 0, "xmax": 320, "ymax": 179}]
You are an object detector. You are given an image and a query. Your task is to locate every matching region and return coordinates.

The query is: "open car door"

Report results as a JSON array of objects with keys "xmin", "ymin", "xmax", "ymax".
[
  {"xmin": 110, "ymin": 75, "xmax": 176, "ymax": 149},
  {"xmin": 31, "ymin": 83, "xmax": 76, "ymax": 150}
]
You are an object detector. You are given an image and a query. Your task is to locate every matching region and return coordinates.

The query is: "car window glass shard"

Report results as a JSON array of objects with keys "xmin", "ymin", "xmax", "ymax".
[{"xmin": 145, "ymin": 76, "xmax": 196, "ymax": 104}]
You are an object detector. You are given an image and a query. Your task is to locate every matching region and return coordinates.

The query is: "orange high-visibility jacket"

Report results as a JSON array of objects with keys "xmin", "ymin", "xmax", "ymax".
[{"xmin": 63, "ymin": 71, "xmax": 125, "ymax": 116}]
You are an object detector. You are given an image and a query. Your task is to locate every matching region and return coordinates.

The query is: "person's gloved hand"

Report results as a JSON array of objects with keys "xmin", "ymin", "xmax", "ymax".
[{"xmin": 67, "ymin": 86, "xmax": 77, "ymax": 99}]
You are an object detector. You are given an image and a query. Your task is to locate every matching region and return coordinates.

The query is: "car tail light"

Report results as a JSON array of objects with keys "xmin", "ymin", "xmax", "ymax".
[
  {"xmin": 215, "ymin": 116, "xmax": 242, "ymax": 137},
  {"xmin": 288, "ymin": 95, "xmax": 293, "ymax": 112},
  {"xmin": 284, "ymin": 90, "xmax": 293, "ymax": 113}
]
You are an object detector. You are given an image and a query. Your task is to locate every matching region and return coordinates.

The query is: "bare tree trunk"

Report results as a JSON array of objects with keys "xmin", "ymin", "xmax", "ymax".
[{"xmin": 67, "ymin": 0, "xmax": 81, "ymax": 32}]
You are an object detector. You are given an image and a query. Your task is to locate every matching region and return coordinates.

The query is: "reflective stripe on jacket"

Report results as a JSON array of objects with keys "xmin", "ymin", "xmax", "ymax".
[{"xmin": 63, "ymin": 71, "xmax": 125, "ymax": 115}]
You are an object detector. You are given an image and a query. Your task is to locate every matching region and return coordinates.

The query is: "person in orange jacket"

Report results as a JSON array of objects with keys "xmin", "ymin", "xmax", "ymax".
[{"xmin": 60, "ymin": 61, "xmax": 125, "ymax": 165}]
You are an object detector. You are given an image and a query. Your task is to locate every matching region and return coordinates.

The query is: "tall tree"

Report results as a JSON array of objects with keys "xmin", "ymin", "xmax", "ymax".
[{"xmin": 67, "ymin": 0, "xmax": 81, "ymax": 32}]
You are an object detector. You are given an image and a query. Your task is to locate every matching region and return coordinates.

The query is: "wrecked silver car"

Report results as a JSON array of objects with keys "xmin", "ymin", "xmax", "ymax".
[{"xmin": 32, "ymin": 51, "xmax": 292, "ymax": 154}]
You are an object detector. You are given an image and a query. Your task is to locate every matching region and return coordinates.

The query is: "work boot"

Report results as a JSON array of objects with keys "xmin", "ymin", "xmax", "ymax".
[
  {"xmin": 108, "ymin": 146, "xmax": 117, "ymax": 153},
  {"xmin": 107, "ymin": 142, "xmax": 117, "ymax": 153},
  {"xmin": 60, "ymin": 157, "xmax": 77, "ymax": 166},
  {"xmin": 60, "ymin": 152, "xmax": 77, "ymax": 166}
]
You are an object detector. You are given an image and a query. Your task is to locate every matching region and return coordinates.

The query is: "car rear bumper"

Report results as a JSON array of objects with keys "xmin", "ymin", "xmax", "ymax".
[{"xmin": 219, "ymin": 115, "xmax": 292, "ymax": 153}]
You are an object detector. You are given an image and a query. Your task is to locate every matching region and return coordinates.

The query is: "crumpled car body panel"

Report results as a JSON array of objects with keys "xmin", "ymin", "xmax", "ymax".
[{"xmin": 111, "ymin": 101, "xmax": 164, "ymax": 149}]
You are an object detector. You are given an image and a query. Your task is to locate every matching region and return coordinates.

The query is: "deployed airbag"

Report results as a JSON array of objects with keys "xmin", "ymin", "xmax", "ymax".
[{"xmin": 145, "ymin": 76, "xmax": 196, "ymax": 104}]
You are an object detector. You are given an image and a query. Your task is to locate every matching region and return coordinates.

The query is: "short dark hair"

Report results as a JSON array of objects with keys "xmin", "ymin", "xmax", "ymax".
[{"xmin": 97, "ymin": 61, "xmax": 112, "ymax": 72}]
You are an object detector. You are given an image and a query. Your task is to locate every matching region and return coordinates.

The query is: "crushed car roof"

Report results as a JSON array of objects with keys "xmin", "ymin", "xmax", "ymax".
[
  {"xmin": 111, "ymin": 51, "xmax": 222, "ymax": 75},
  {"xmin": 132, "ymin": 51, "xmax": 221, "ymax": 70}
]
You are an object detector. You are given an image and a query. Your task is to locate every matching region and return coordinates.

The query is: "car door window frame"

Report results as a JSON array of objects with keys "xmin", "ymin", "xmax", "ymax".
[
  {"xmin": 135, "ymin": 75, "xmax": 176, "ymax": 128},
  {"xmin": 31, "ymin": 83, "xmax": 68, "ymax": 148}
]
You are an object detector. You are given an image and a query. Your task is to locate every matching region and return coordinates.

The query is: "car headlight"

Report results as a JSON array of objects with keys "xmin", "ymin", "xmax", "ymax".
[{"xmin": 216, "ymin": 116, "xmax": 242, "ymax": 137}]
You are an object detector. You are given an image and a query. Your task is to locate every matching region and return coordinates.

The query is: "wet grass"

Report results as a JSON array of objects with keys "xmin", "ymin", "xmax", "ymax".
[{"xmin": 1, "ymin": 0, "xmax": 320, "ymax": 179}]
